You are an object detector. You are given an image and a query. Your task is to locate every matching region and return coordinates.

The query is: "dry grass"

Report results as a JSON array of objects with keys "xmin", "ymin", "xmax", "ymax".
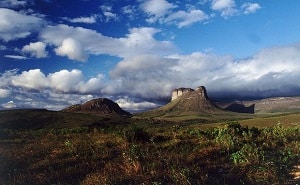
[{"xmin": 0, "ymin": 113, "xmax": 300, "ymax": 184}]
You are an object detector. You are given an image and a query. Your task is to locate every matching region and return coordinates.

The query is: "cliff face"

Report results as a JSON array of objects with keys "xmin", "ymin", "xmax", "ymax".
[
  {"xmin": 63, "ymin": 98, "xmax": 131, "ymax": 116},
  {"xmin": 171, "ymin": 88, "xmax": 194, "ymax": 101},
  {"xmin": 171, "ymin": 86, "xmax": 208, "ymax": 101}
]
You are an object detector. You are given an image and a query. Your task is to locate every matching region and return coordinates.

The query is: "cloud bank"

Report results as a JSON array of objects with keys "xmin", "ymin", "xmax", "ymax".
[{"xmin": 2, "ymin": 43, "xmax": 300, "ymax": 110}]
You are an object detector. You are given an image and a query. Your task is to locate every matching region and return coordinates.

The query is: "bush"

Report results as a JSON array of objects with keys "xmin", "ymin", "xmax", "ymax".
[{"xmin": 123, "ymin": 126, "xmax": 152, "ymax": 143}]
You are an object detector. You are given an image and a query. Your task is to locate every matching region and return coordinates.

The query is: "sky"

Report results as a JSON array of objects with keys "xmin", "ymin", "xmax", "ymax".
[{"xmin": 1, "ymin": 0, "xmax": 300, "ymax": 112}]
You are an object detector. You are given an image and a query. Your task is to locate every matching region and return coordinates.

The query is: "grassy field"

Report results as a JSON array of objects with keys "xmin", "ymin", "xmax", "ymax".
[{"xmin": 0, "ymin": 110, "xmax": 300, "ymax": 184}]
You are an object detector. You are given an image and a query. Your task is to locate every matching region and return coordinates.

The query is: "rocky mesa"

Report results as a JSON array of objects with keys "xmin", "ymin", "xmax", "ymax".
[{"xmin": 137, "ymin": 86, "xmax": 225, "ymax": 119}]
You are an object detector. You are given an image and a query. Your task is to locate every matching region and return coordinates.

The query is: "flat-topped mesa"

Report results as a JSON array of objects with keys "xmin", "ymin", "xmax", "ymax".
[
  {"xmin": 171, "ymin": 87, "xmax": 194, "ymax": 101},
  {"xmin": 171, "ymin": 86, "xmax": 208, "ymax": 101}
]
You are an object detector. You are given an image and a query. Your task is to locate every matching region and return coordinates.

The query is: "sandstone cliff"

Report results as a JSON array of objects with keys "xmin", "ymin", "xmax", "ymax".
[{"xmin": 171, "ymin": 88, "xmax": 194, "ymax": 101}]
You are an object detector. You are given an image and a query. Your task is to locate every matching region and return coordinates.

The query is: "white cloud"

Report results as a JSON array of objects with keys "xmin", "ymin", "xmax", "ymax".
[
  {"xmin": 55, "ymin": 38, "xmax": 87, "ymax": 62},
  {"xmin": 0, "ymin": 69, "xmax": 18, "ymax": 87},
  {"xmin": 40, "ymin": 24, "xmax": 175, "ymax": 60},
  {"xmin": 119, "ymin": 27, "xmax": 175, "ymax": 57},
  {"xmin": 0, "ymin": 8, "xmax": 44, "ymax": 41},
  {"xmin": 0, "ymin": 89, "xmax": 10, "ymax": 98},
  {"xmin": 4, "ymin": 55, "xmax": 28, "ymax": 60},
  {"xmin": 2, "ymin": 101, "xmax": 17, "ymax": 109},
  {"xmin": 116, "ymin": 97, "xmax": 159, "ymax": 112},
  {"xmin": 211, "ymin": 0, "xmax": 237, "ymax": 18},
  {"xmin": 242, "ymin": 3, "xmax": 261, "ymax": 14},
  {"xmin": 163, "ymin": 9, "xmax": 208, "ymax": 28},
  {"xmin": 140, "ymin": 0, "xmax": 177, "ymax": 23},
  {"xmin": 103, "ymin": 11, "xmax": 117, "ymax": 22},
  {"xmin": 48, "ymin": 69, "xmax": 84, "ymax": 92},
  {"xmin": 211, "ymin": 0, "xmax": 235, "ymax": 10},
  {"xmin": 22, "ymin": 41, "xmax": 48, "ymax": 58},
  {"xmin": 7, "ymin": 68, "xmax": 105, "ymax": 94},
  {"xmin": 140, "ymin": 0, "xmax": 209, "ymax": 27},
  {"xmin": 65, "ymin": 15, "xmax": 97, "ymax": 24},
  {"xmin": 12, "ymin": 69, "xmax": 49, "ymax": 90},
  {"xmin": 100, "ymin": 5, "xmax": 118, "ymax": 22},
  {"xmin": 77, "ymin": 74, "xmax": 104, "ymax": 93}
]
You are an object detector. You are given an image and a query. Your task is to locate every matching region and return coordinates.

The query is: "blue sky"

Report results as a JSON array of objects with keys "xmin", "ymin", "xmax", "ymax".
[{"xmin": 1, "ymin": 0, "xmax": 300, "ymax": 112}]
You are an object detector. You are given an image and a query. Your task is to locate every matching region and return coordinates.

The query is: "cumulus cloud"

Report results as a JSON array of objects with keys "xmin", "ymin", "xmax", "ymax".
[
  {"xmin": 0, "ymin": 8, "xmax": 44, "ymax": 41},
  {"xmin": 12, "ymin": 69, "xmax": 49, "ymax": 90},
  {"xmin": 8, "ymin": 69, "xmax": 105, "ymax": 94},
  {"xmin": 55, "ymin": 38, "xmax": 88, "ymax": 62},
  {"xmin": 211, "ymin": 0, "xmax": 235, "ymax": 10},
  {"xmin": 140, "ymin": 0, "xmax": 208, "ymax": 27},
  {"xmin": 242, "ymin": 3, "xmax": 261, "ymax": 14},
  {"xmin": 77, "ymin": 74, "xmax": 104, "ymax": 93},
  {"xmin": 22, "ymin": 41, "xmax": 48, "ymax": 58},
  {"xmin": 140, "ymin": 0, "xmax": 177, "ymax": 23},
  {"xmin": 140, "ymin": 0, "xmax": 261, "ymax": 23},
  {"xmin": 211, "ymin": 0, "xmax": 237, "ymax": 17},
  {"xmin": 119, "ymin": 27, "xmax": 175, "ymax": 57},
  {"xmin": 2, "ymin": 101, "xmax": 17, "ymax": 109},
  {"xmin": 40, "ymin": 24, "xmax": 175, "ymax": 60}
]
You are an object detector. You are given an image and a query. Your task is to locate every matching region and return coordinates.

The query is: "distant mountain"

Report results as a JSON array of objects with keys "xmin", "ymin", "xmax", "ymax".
[
  {"xmin": 63, "ymin": 98, "xmax": 131, "ymax": 116},
  {"xmin": 137, "ymin": 86, "xmax": 226, "ymax": 119},
  {"xmin": 217, "ymin": 96, "xmax": 300, "ymax": 114}
]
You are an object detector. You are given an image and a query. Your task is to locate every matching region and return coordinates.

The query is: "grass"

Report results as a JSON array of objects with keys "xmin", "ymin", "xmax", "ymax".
[
  {"xmin": 239, "ymin": 112, "xmax": 300, "ymax": 127},
  {"xmin": 0, "ymin": 112, "xmax": 300, "ymax": 185}
]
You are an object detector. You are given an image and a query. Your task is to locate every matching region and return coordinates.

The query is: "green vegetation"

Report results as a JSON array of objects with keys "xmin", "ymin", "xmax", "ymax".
[{"xmin": 1, "ymin": 112, "xmax": 299, "ymax": 184}]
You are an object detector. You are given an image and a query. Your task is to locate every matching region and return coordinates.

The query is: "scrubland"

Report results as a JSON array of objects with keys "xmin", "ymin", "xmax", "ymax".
[{"xmin": 1, "ymin": 112, "xmax": 299, "ymax": 185}]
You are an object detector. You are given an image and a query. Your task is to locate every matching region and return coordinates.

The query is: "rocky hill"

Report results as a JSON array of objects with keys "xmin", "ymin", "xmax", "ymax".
[{"xmin": 63, "ymin": 98, "xmax": 131, "ymax": 116}]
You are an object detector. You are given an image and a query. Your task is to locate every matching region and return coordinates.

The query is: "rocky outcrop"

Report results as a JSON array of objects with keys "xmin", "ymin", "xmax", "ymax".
[
  {"xmin": 63, "ymin": 98, "xmax": 131, "ymax": 116},
  {"xmin": 171, "ymin": 86, "xmax": 208, "ymax": 101},
  {"xmin": 171, "ymin": 88, "xmax": 194, "ymax": 101}
]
